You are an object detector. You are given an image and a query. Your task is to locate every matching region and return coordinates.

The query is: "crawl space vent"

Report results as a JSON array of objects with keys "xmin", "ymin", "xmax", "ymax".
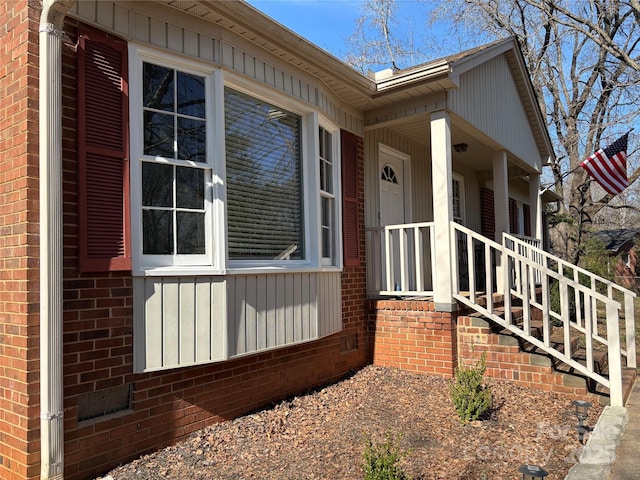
[{"xmin": 78, "ymin": 384, "xmax": 133, "ymax": 422}]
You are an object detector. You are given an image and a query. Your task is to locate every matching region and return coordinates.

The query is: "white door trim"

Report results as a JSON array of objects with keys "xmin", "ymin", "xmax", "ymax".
[{"xmin": 378, "ymin": 144, "xmax": 412, "ymax": 226}]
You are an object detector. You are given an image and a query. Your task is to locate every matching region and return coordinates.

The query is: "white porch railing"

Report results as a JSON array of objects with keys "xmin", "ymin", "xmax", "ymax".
[
  {"xmin": 454, "ymin": 224, "xmax": 636, "ymax": 406},
  {"xmin": 366, "ymin": 222, "xmax": 435, "ymax": 296},
  {"xmin": 366, "ymin": 220, "xmax": 636, "ymax": 406}
]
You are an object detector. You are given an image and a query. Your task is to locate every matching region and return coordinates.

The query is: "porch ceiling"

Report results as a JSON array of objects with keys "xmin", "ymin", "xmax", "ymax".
[{"xmin": 379, "ymin": 113, "xmax": 523, "ymax": 175}]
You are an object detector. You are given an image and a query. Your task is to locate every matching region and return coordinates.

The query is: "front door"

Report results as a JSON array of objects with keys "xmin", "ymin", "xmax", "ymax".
[
  {"xmin": 379, "ymin": 145, "xmax": 411, "ymax": 290},
  {"xmin": 379, "ymin": 146, "xmax": 409, "ymax": 227}
]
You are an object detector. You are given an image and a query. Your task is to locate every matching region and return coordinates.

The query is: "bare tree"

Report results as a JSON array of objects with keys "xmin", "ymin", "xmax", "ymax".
[
  {"xmin": 439, "ymin": 0, "xmax": 640, "ymax": 263},
  {"xmin": 349, "ymin": 0, "xmax": 640, "ymax": 264},
  {"xmin": 344, "ymin": 0, "xmax": 428, "ymax": 73}
]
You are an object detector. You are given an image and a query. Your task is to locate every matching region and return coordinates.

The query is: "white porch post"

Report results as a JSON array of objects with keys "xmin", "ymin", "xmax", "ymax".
[
  {"xmin": 431, "ymin": 111, "xmax": 456, "ymax": 311},
  {"xmin": 493, "ymin": 150, "xmax": 509, "ymax": 240},
  {"xmin": 493, "ymin": 151, "xmax": 509, "ymax": 291},
  {"xmin": 529, "ymin": 172, "xmax": 542, "ymax": 240}
]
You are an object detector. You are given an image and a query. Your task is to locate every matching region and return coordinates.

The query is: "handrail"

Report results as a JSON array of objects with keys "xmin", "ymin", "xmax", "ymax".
[
  {"xmin": 453, "ymin": 223, "xmax": 634, "ymax": 406},
  {"xmin": 365, "ymin": 219, "xmax": 634, "ymax": 405},
  {"xmin": 503, "ymin": 232, "xmax": 637, "ymax": 298},
  {"xmin": 504, "ymin": 231, "xmax": 636, "ymax": 371}
]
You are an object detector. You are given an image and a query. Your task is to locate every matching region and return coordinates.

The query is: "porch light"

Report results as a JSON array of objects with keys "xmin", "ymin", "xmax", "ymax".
[
  {"xmin": 571, "ymin": 399, "xmax": 592, "ymax": 444},
  {"xmin": 453, "ymin": 143, "xmax": 469, "ymax": 153},
  {"xmin": 518, "ymin": 464, "xmax": 549, "ymax": 479}
]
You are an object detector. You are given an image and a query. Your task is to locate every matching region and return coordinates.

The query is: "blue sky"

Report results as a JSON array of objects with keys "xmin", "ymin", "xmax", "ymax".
[
  {"xmin": 246, "ymin": 0, "xmax": 454, "ymax": 69},
  {"xmin": 247, "ymin": 0, "xmax": 364, "ymax": 59}
]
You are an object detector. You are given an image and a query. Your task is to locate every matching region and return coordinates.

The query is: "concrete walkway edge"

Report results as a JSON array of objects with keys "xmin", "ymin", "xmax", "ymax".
[{"xmin": 565, "ymin": 379, "xmax": 640, "ymax": 480}]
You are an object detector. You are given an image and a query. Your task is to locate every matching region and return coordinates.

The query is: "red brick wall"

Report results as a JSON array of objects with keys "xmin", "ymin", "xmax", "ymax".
[
  {"xmin": 457, "ymin": 316, "xmax": 596, "ymax": 400},
  {"xmin": 369, "ymin": 300, "xmax": 457, "ymax": 377},
  {"xmin": 0, "ymin": 2, "xmax": 42, "ymax": 479},
  {"xmin": 613, "ymin": 246, "xmax": 639, "ymax": 293},
  {"xmin": 55, "ymin": 19, "xmax": 371, "ymax": 480}
]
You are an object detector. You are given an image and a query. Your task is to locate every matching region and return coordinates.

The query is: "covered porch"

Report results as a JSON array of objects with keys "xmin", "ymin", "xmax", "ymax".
[
  {"xmin": 361, "ymin": 39, "xmax": 636, "ymax": 406},
  {"xmin": 362, "ymin": 39, "xmax": 551, "ymax": 310}
]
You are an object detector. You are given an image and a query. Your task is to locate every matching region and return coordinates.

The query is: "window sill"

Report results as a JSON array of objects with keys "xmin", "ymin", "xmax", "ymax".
[{"xmin": 134, "ymin": 265, "xmax": 343, "ymax": 277}]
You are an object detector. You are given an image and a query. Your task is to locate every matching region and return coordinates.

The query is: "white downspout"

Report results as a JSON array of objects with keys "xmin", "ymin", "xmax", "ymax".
[{"xmin": 39, "ymin": 1, "xmax": 75, "ymax": 479}]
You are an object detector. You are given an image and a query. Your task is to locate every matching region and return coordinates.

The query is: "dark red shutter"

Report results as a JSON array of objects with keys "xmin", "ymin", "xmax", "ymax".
[
  {"xmin": 341, "ymin": 130, "xmax": 361, "ymax": 267},
  {"xmin": 78, "ymin": 29, "xmax": 131, "ymax": 272},
  {"xmin": 523, "ymin": 204, "xmax": 531, "ymax": 237},
  {"xmin": 508, "ymin": 198, "xmax": 518, "ymax": 234},
  {"xmin": 480, "ymin": 188, "xmax": 495, "ymax": 239}
]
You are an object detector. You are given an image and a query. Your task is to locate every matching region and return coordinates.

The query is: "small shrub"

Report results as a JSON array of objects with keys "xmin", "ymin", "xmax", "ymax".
[
  {"xmin": 362, "ymin": 433, "xmax": 409, "ymax": 480},
  {"xmin": 450, "ymin": 353, "xmax": 492, "ymax": 423}
]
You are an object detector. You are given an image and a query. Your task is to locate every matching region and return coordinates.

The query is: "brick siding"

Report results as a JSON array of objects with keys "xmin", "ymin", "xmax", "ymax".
[
  {"xmin": 479, "ymin": 187, "xmax": 495, "ymax": 240},
  {"xmin": 0, "ymin": 2, "xmax": 42, "ymax": 479},
  {"xmin": 457, "ymin": 315, "xmax": 600, "ymax": 401},
  {"xmin": 0, "ymin": 11, "xmax": 371, "ymax": 480},
  {"xmin": 369, "ymin": 300, "xmax": 457, "ymax": 377},
  {"xmin": 58, "ymin": 21, "xmax": 370, "ymax": 478}
]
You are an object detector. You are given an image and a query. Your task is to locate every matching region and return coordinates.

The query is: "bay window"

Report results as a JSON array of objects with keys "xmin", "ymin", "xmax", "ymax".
[{"xmin": 130, "ymin": 47, "xmax": 342, "ymax": 272}]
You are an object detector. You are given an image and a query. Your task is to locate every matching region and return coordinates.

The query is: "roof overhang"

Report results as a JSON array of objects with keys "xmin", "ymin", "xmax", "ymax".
[{"xmin": 139, "ymin": 2, "xmax": 554, "ymax": 160}]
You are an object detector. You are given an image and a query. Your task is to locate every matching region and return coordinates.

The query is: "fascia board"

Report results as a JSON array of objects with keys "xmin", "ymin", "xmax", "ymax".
[{"xmin": 374, "ymin": 60, "xmax": 454, "ymax": 93}]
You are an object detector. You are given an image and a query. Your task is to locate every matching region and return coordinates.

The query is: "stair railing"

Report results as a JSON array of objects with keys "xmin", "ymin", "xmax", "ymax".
[
  {"xmin": 452, "ymin": 222, "xmax": 636, "ymax": 406},
  {"xmin": 504, "ymin": 232, "xmax": 636, "ymax": 371}
]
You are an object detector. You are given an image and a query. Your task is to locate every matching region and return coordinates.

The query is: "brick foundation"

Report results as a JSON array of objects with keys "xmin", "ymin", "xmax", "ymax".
[
  {"xmin": 457, "ymin": 315, "xmax": 597, "ymax": 400},
  {"xmin": 368, "ymin": 300, "xmax": 599, "ymax": 403},
  {"xmin": 369, "ymin": 299, "xmax": 457, "ymax": 377}
]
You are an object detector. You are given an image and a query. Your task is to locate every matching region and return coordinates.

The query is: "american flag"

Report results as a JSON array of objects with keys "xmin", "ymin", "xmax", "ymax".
[{"xmin": 580, "ymin": 133, "xmax": 629, "ymax": 195}]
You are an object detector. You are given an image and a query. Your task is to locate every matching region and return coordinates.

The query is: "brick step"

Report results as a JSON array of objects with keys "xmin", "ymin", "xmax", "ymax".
[{"xmin": 460, "ymin": 293, "xmax": 636, "ymax": 406}]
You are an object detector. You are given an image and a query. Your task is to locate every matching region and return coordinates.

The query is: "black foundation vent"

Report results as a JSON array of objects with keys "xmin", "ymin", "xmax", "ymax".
[{"xmin": 78, "ymin": 384, "xmax": 133, "ymax": 422}]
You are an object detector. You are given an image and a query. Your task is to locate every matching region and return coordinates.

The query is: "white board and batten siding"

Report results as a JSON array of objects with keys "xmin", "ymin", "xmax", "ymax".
[
  {"xmin": 448, "ymin": 55, "xmax": 541, "ymax": 169},
  {"xmin": 69, "ymin": 1, "xmax": 364, "ymax": 136},
  {"xmin": 133, "ymin": 272, "xmax": 342, "ymax": 373}
]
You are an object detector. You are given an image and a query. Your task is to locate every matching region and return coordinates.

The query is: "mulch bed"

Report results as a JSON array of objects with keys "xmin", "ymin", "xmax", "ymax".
[{"xmin": 99, "ymin": 365, "xmax": 601, "ymax": 480}]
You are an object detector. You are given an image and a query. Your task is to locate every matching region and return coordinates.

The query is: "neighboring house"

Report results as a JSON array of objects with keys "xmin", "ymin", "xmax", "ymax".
[
  {"xmin": 0, "ymin": 1, "xmax": 635, "ymax": 480},
  {"xmin": 593, "ymin": 228, "xmax": 640, "ymax": 292}
]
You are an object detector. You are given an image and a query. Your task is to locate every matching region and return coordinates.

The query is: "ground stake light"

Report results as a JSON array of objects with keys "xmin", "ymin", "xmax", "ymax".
[
  {"xmin": 518, "ymin": 464, "xmax": 549, "ymax": 479},
  {"xmin": 571, "ymin": 399, "xmax": 592, "ymax": 444}
]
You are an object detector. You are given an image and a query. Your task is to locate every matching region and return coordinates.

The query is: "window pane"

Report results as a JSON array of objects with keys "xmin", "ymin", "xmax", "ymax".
[
  {"xmin": 177, "ymin": 117, "xmax": 206, "ymax": 162},
  {"xmin": 144, "ymin": 111, "xmax": 174, "ymax": 157},
  {"xmin": 143, "ymin": 63, "xmax": 174, "ymax": 112},
  {"xmin": 142, "ymin": 163, "xmax": 173, "ymax": 207},
  {"xmin": 225, "ymin": 88, "xmax": 303, "ymax": 260},
  {"xmin": 143, "ymin": 210, "xmax": 173, "ymax": 254},
  {"xmin": 321, "ymin": 160, "xmax": 333, "ymax": 194},
  {"xmin": 324, "ymin": 131, "xmax": 332, "ymax": 162},
  {"xmin": 177, "ymin": 212, "xmax": 205, "ymax": 254},
  {"xmin": 321, "ymin": 196, "xmax": 333, "ymax": 258},
  {"xmin": 177, "ymin": 71, "xmax": 205, "ymax": 118},
  {"xmin": 176, "ymin": 167, "xmax": 204, "ymax": 209}
]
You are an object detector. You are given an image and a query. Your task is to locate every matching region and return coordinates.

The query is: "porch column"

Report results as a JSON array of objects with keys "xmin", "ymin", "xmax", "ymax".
[
  {"xmin": 492, "ymin": 150, "xmax": 509, "ymax": 240},
  {"xmin": 493, "ymin": 150, "xmax": 509, "ymax": 291},
  {"xmin": 431, "ymin": 110, "xmax": 456, "ymax": 311},
  {"xmin": 529, "ymin": 172, "xmax": 542, "ymax": 240}
]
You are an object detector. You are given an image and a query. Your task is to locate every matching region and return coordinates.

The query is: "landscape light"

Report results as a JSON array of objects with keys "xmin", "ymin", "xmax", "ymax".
[
  {"xmin": 518, "ymin": 464, "xmax": 549, "ymax": 479},
  {"xmin": 571, "ymin": 399, "xmax": 592, "ymax": 444}
]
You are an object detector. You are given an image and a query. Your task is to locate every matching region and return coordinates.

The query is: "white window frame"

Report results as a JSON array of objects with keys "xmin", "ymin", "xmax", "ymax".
[
  {"xmin": 318, "ymin": 118, "xmax": 341, "ymax": 267},
  {"xmin": 129, "ymin": 47, "xmax": 342, "ymax": 275},
  {"xmin": 452, "ymin": 173, "xmax": 465, "ymax": 224},
  {"xmin": 129, "ymin": 45, "xmax": 221, "ymax": 272}
]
